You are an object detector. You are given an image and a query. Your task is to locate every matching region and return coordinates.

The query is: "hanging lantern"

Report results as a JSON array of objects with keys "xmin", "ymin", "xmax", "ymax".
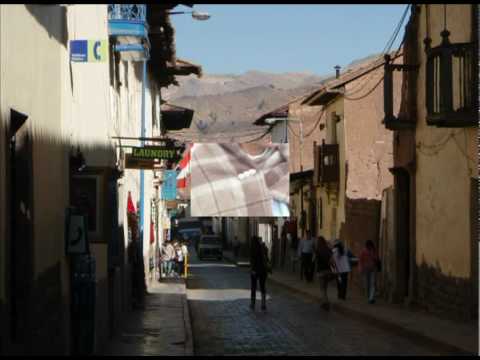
[{"xmin": 424, "ymin": 5, "xmax": 477, "ymax": 127}]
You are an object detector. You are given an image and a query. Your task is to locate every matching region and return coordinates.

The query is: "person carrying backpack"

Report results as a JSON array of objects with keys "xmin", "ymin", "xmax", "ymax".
[{"xmin": 332, "ymin": 240, "xmax": 351, "ymax": 300}]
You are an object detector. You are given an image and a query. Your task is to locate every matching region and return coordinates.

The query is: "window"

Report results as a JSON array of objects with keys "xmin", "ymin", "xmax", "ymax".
[{"xmin": 71, "ymin": 174, "xmax": 104, "ymax": 241}]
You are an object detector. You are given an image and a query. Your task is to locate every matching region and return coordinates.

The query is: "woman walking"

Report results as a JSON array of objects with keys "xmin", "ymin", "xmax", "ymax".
[
  {"xmin": 315, "ymin": 236, "xmax": 333, "ymax": 310},
  {"xmin": 250, "ymin": 236, "xmax": 271, "ymax": 311},
  {"xmin": 359, "ymin": 240, "xmax": 379, "ymax": 304},
  {"xmin": 332, "ymin": 240, "xmax": 351, "ymax": 300}
]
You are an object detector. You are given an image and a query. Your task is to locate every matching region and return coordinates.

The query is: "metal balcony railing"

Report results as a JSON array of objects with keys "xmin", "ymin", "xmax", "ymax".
[{"xmin": 108, "ymin": 4, "xmax": 146, "ymax": 23}]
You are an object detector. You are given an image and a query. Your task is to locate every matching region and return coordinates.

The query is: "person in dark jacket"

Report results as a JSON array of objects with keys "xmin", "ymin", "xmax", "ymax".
[
  {"xmin": 250, "ymin": 236, "xmax": 270, "ymax": 311},
  {"xmin": 316, "ymin": 236, "xmax": 334, "ymax": 310}
]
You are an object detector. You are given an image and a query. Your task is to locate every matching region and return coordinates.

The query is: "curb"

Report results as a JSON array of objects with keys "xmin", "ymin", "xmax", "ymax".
[
  {"xmin": 267, "ymin": 276, "xmax": 475, "ymax": 356},
  {"xmin": 182, "ymin": 279, "xmax": 194, "ymax": 356}
]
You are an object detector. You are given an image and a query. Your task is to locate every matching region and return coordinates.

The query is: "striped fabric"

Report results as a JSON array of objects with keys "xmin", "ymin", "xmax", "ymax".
[
  {"xmin": 191, "ymin": 143, "xmax": 289, "ymax": 217},
  {"xmin": 176, "ymin": 143, "xmax": 193, "ymax": 199}
]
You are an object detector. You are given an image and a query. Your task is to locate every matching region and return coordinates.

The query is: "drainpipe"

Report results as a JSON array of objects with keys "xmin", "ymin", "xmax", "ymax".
[{"xmin": 139, "ymin": 60, "xmax": 146, "ymax": 254}]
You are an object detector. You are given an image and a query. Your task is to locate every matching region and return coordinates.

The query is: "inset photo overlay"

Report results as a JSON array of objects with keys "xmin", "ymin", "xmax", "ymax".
[{"xmin": 191, "ymin": 143, "xmax": 289, "ymax": 217}]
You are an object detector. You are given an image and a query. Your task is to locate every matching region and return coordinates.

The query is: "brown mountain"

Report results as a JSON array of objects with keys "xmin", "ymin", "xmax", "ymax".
[
  {"xmin": 164, "ymin": 56, "xmax": 380, "ymax": 142},
  {"xmin": 163, "ymin": 71, "xmax": 325, "ymax": 142}
]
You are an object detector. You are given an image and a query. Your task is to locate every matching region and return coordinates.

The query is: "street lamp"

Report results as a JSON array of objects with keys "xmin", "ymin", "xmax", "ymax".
[
  {"xmin": 168, "ymin": 10, "xmax": 211, "ymax": 21},
  {"xmin": 264, "ymin": 117, "xmax": 304, "ymax": 172}
]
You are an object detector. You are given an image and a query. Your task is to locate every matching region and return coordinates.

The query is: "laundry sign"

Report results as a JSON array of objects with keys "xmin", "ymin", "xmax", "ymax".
[
  {"xmin": 131, "ymin": 146, "xmax": 182, "ymax": 161},
  {"xmin": 70, "ymin": 40, "xmax": 108, "ymax": 62}
]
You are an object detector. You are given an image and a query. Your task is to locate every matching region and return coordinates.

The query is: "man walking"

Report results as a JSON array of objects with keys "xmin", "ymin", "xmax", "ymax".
[
  {"xmin": 250, "ymin": 236, "xmax": 271, "ymax": 311},
  {"xmin": 297, "ymin": 230, "xmax": 316, "ymax": 282}
]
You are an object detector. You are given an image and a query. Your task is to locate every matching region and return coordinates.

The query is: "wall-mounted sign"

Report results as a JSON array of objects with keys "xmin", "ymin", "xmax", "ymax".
[
  {"xmin": 70, "ymin": 40, "xmax": 108, "ymax": 62},
  {"xmin": 161, "ymin": 170, "xmax": 177, "ymax": 200},
  {"xmin": 65, "ymin": 207, "xmax": 89, "ymax": 255},
  {"xmin": 131, "ymin": 146, "xmax": 182, "ymax": 161},
  {"xmin": 125, "ymin": 154, "xmax": 157, "ymax": 170}
]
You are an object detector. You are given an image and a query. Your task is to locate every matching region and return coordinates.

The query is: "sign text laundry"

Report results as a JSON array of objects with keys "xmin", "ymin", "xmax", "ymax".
[{"xmin": 131, "ymin": 146, "xmax": 179, "ymax": 160}]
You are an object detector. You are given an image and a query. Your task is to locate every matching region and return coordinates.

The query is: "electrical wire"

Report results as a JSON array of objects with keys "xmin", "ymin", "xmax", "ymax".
[
  {"xmin": 382, "ymin": 4, "xmax": 411, "ymax": 55},
  {"xmin": 303, "ymin": 107, "xmax": 327, "ymax": 138},
  {"xmin": 342, "ymin": 74, "xmax": 385, "ymax": 101}
]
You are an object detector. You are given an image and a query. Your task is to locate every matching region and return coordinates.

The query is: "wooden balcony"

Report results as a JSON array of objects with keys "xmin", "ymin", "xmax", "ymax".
[{"xmin": 313, "ymin": 140, "xmax": 339, "ymax": 185}]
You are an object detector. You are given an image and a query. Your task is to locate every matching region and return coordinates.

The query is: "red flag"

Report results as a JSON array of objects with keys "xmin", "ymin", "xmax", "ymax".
[
  {"xmin": 127, "ymin": 191, "xmax": 136, "ymax": 214},
  {"xmin": 150, "ymin": 222, "xmax": 155, "ymax": 244},
  {"xmin": 176, "ymin": 144, "xmax": 193, "ymax": 199}
]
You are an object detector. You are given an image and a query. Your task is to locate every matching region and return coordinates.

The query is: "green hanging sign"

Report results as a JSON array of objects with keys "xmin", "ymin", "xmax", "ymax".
[{"xmin": 130, "ymin": 146, "xmax": 182, "ymax": 161}]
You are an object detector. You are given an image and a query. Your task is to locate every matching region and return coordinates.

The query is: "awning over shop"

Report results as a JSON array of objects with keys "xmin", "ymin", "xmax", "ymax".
[{"xmin": 161, "ymin": 103, "xmax": 194, "ymax": 130}]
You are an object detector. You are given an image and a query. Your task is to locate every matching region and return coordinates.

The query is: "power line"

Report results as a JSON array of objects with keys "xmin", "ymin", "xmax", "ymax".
[
  {"xmin": 342, "ymin": 74, "xmax": 385, "ymax": 101},
  {"xmin": 382, "ymin": 4, "xmax": 411, "ymax": 55},
  {"xmin": 304, "ymin": 108, "xmax": 326, "ymax": 138}
]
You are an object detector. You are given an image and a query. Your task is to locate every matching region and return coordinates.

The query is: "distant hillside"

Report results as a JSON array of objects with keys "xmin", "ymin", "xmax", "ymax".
[
  {"xmin": 163, "ymin": 70, "xmax": 325, "ymax": 100},
  {"xmin": 164, "ymin": 54, "xmax": 379, "ymax": 142}
]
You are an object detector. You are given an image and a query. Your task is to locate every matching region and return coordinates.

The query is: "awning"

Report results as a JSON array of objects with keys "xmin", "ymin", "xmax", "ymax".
[
  {"xmin": 161, "ymin": 103, "xmax": 194, "ymax": 130},
  {"xmin": 167, "ymin": 58, "xmax": 202, "ymax": 77}
]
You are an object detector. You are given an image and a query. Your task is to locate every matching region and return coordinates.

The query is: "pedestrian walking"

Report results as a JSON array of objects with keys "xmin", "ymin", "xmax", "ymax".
[
  {"xmin": 359, "ymin": 240, "xmax": 380, "ymax": 304},
  {"xmin": 297, "ymin": 230, "xmax": 316, "ymax": 282},
  {"xmin": 163, "ymin": 240, "xmax": 176, "ymax": 277},
  {"xmin": 332, "ymin": 239, "xmax": 352, "ymax": 300},
  {"xmin": 176, "ymin": 244, "xmax": 184, "ymax": 277},
  {"xmin": 249, "ymin": 236, "xmax": 271, "ymax": 311},
  {"xmin": 181, "ymin": 241, "xmax": 189, "ymax": 277},
  {"xmin": 315, "ymin": 236, "xmax": 334, "ymax": 310}
]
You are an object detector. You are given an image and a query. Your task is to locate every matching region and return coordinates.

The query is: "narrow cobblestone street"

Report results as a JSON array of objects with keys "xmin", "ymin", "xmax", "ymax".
[{"xmin": 186, "ymin": 251, "xmax": 441, "ymax": 356}]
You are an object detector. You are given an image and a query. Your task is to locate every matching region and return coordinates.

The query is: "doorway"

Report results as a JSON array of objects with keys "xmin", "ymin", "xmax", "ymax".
[
  {"xmin": 8, "ymin": 109, "xmax": 33, "ymax": 345},
  {"xmin": 395, "ymin": 168, "xmax": 410, "ymax": 300}
]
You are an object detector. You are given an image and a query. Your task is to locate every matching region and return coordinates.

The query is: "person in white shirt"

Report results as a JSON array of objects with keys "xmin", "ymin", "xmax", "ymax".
[
  {"xmin": 181, "ymin": 241, "xmax": 189, "ymax": 277},
  {"xmin": 297, "ymin": 230, "xmax": 316, "ymax": 282},
  {"xmin": 332, "ymin": 240, "xmax": 352, "ymax": 300},
  {"xmin": 176, "ymin": 242, "xmax": 185, "ymax": 277}
]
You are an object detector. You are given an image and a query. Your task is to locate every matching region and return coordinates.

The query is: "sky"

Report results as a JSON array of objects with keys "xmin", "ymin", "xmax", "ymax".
[{"xmin": 170, "ymin": 4, "xmax": 409, "ymax": 76}]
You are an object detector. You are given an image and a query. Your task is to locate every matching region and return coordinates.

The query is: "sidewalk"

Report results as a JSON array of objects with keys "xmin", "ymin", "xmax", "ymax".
[
  {"xmin": 102, "ymin": 279, "xmax": 193, "ymax": 356},
  {"xmin": 268, "ymin": 268, "xmax": 478, "ymax": 355}
]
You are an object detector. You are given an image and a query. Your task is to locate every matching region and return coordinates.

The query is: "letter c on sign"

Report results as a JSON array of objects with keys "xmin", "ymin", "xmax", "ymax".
[{"xmin": 94, "ymin": 41, "xmax": 101, "ymax": 60}]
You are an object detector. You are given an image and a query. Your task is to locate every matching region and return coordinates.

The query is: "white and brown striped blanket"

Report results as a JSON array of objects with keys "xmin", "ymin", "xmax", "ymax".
[{"xmin": 191, "ymin": 143, "xmax": 290, "ymax": 217}]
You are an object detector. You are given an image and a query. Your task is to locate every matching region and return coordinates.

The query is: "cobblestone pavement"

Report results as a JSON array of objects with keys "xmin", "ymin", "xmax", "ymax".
[
  {"xmin": 102, "ymin": 280, "xmax": 190, "ymax": 356},
  {"xmin": 186, "ymin": 252, "xmax": 440, "ymax": 356}
]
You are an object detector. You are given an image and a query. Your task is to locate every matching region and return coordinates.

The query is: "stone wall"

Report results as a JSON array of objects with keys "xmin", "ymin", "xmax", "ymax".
[{"xmin": 416, "ymin": 260, "xmax": 477, "ymax": 321}]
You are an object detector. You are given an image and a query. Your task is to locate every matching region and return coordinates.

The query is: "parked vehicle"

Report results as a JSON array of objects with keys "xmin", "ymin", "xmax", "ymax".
[
  {"xmin": 179, "ymin": 228, "xmax": 202, "ymax": 247},
  {"xmin": 197, "ymin": 235, "xmax": 223, "ymax": 260}
]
